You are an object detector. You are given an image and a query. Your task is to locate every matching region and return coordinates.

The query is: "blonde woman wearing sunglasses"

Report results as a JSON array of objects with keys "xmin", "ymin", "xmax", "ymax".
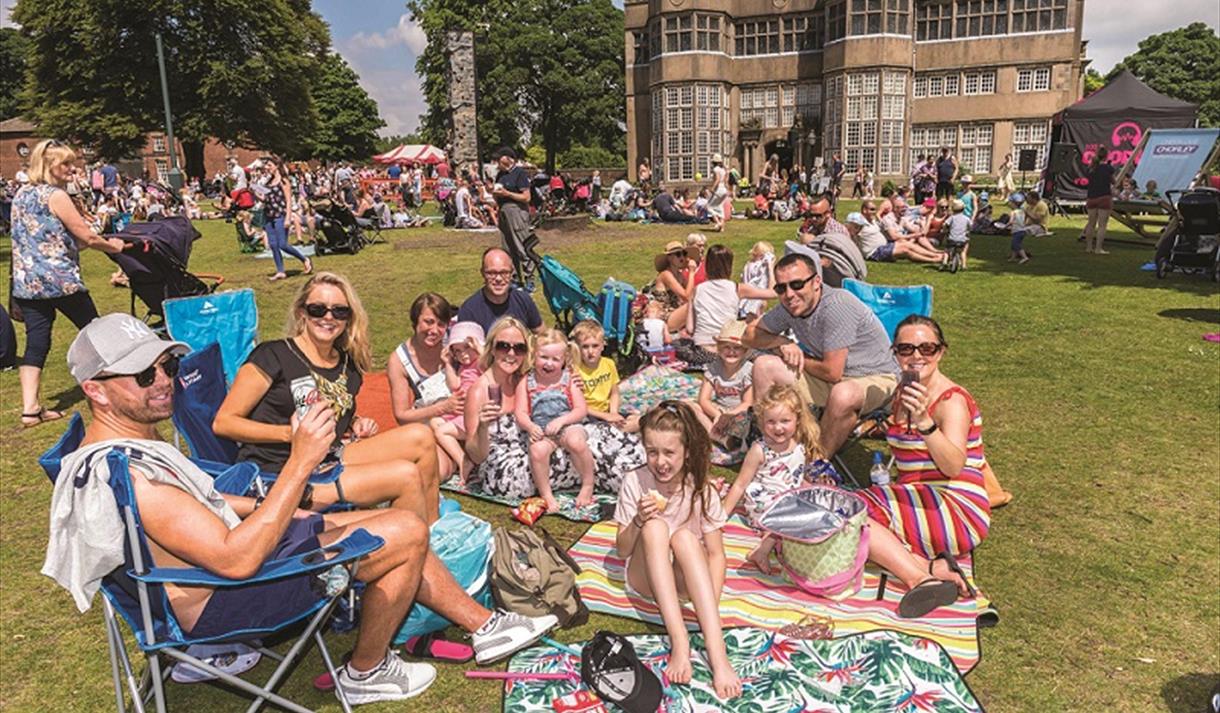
[{"xmin": 215, "ymin": 272, "xmax": 443, "ymax": 524}]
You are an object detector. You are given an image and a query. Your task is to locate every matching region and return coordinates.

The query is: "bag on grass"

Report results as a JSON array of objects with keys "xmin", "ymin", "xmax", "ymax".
[
  {"xmin": 491, "ymin": 526, "xmax": 589, "ymax": 628},
  {"xmin": 395, "ymin": 509, "xmax": 493, "ymax": 643},
  {"xmin": 758, "ymin": 485, "xmax": 870, "ymax": 598}
]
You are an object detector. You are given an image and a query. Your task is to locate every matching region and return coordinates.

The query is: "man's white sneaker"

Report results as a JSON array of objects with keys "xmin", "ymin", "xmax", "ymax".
[
  {"xmin": 335, "ymin": 650, "xmax": 436, "ymax": 705},
  {"xmin": 471, "ymin": 610, "xmax": 559, "ymax": 665}
]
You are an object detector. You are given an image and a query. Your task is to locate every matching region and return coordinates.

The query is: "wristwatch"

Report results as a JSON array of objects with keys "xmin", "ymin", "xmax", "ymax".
[
  {"xmin": 298, "ymin": 484, "xmax": 314, "ymax": 510},
  {"xmin": 918, "ymin": 422, "xmax": 939, "ymax": 436}
]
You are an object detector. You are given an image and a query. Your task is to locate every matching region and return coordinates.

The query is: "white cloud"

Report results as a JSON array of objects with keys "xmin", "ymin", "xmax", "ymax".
[
  {"xmin": 1083, "ymin": 1, "xmax": 1219, "ymax": 73},
  {"xmin": 347, "ymin": 13, "xmax": 427, "ymax": 55}
]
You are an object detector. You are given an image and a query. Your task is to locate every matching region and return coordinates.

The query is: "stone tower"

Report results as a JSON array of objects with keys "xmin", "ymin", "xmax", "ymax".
[{"xmin": 445, "ymin": 30, "xmax": 479, "ymax": 172}]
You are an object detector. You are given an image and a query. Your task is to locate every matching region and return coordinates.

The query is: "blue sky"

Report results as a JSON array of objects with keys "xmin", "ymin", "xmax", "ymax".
[{"xmin": 4, "ymin": 1, "xmax": 1216, "ymax": 136}]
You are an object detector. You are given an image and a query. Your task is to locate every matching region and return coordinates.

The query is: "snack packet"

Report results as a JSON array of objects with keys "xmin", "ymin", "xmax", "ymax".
[{"xmin": 512, "ymin": 497, "xmax": 548, "ymax": 526}]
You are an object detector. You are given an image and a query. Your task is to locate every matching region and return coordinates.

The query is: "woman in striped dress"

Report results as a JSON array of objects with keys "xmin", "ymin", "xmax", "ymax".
[{"xmin": 861, "ymin": 315, "xmax": 991, "ymax": 618}]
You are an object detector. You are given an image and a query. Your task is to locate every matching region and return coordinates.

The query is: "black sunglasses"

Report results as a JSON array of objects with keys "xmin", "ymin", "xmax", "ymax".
[
  {"xmin": 493, "ymin": 340, "xmax": 528, "ymax": 356},
  {"xmin": 893, "ymin": 342, "xmax": 943, "ymax": 357},
  {"xmin": 95, "ymin": 355, "xmax": 180, "ymax": 388},
  {"xmin": 774, "ymin": 275, "xmax": 816, "ymax": 295},
  {"xmin": 304, "ymin": 303, "xmax": 353, "ymax": 320}
]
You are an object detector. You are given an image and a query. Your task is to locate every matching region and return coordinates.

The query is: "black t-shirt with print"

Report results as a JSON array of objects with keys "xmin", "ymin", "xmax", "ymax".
[
  {"xmin": 495, "ymin": 165, "xmax": 531, "ymax": 207},
  {"xmin": 236, "ymin": 339, "xmax": 362, "ymax": 472}
]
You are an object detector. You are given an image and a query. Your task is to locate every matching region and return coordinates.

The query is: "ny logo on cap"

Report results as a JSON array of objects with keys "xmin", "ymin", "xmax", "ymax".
[{"xmin": 120, "ymin": 316, "xmax": 152, "ymax": 341}]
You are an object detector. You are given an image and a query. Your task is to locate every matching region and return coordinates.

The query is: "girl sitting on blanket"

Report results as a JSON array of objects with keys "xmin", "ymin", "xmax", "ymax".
[
  {"xmin": 613, "ymin": 401, "xmax": 741, "ymax": 701},
  {"xmin": 429, "ymin": 321, "xmax": 484, "ymax": 484},
  {"xmin": 722, "ymin": 384, "xmax": 830, "ymax": 573},
  {"xmin": 689, "ymin": 320, "xmax": 754, "ymax": 458},
  {"xmin": 514, "ymin": 329, "xmax": 598, "ymax": 511},
  {"xmin": 570, "ymin": 320, "xmax": 640, "ymax": 433}
]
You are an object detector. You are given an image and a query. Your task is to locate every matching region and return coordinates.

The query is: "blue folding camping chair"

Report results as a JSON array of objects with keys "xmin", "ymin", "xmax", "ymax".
[
  {"xmin": 39, "ymin": 418, "xmax": 382, "ymax": 713},
  {"xmin": 164, "ymin": 289, "xmax": 258, "ymax": 385},
  {"xmin": 833, "ymin": 280, "xmax": 934, "ymax": 485}
]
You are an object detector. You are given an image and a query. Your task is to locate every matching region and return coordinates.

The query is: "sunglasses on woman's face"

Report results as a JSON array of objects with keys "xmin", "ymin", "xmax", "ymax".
[
  {"xmin": 304, "ymin": 303, "xmax": 352, "ymax": 320},
  {"xmin": 493, "ymin": 340, "xmax": 528, "ymax": 356},
  {"xmin": 774, "ymin": 275, "xmax": 815, "ymax": 295},
  {"xmin": 95, "ymin": 355, "xmax": 181, "ymax": 388},
  {"xmin": 893, "ymin": 342, "xmax": 943, "ymax": 357}
]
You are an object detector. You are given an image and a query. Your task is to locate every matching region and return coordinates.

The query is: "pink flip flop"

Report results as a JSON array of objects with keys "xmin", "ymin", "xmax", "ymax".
[{"xmin": 1204, "ymin": 333, "xmax": 1220, "ymax": 343}]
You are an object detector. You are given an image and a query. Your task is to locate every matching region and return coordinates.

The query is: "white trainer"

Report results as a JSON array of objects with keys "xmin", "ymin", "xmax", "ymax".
[
  {"xmin": 335, "ymin": 650, "xmax": 436, "ymax": 705},
  {"xmin": 471, "ymin": 610, "xmax": 559, "ymax": 665}
]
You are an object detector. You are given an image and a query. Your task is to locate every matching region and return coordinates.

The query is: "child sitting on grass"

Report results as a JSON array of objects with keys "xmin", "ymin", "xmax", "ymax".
[
  {"xmin": 613, "ymin": 401, "xmax": 742, "ymax": 701},
  {"xmin": 236, "ymin": 209, "xmax": 268, "ymax": 250},
  {"xmin": 570, "ymin": 320, "xmax": 639, "ymax": 433},
  {"xmin": 689, "ymin": 320, "xmax": 754, "ymax": 453},
  {"xmin": 514, "ymin": 329, "xmax": 598, "ymax": 510},
  {"xmin": 722, "ymin": 384, "xmax": 828, "ymax": 573},
  {"xmin": 430, "ymin": 321, "xmax": 485, "ymax": 484}
]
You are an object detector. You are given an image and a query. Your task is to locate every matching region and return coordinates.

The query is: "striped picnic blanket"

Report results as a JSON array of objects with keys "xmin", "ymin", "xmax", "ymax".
[{"xmin": 570, "ymin": 517, "xmax": 984, "ymax": 674}]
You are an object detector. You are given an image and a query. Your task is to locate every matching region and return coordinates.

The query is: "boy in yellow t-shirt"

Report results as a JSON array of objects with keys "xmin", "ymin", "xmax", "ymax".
[{"xmin": 570, "ymin": 320, "xmax": 640, "ymax": 433}]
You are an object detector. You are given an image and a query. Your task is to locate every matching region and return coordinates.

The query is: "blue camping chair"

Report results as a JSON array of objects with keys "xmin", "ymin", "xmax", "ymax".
[
  {"xmin": 39, "ymin": 418, "xmax": 383, "ymax": 713},
  {"xmin": 164, "ymin": 288, "xmax": 258, "ymax": 386},
  {"xmin": 832, "ymin": 280, "xmax": 934, "ymax": 486}
]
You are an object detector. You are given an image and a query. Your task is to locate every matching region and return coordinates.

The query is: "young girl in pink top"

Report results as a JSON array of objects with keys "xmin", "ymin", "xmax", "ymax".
[
  {"xmin": 612, "ymin": 401, "xmax": 741, "ymax": 702},
  {"xmin": 430, "ymin": 321, "xmax": 484, "ymax": 484}
]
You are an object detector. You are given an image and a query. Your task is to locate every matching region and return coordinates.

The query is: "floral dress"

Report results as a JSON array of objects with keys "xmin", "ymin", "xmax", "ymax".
[
  {"xmin": 742, "ymin": 442, "xmax": 807, "ymax": 526},
  {"xmin": 10, "ymin": 184, "xmax": 86, "ymax": 300}
]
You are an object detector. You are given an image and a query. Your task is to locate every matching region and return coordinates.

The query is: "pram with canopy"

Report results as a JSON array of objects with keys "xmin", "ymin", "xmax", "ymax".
[
  {"xmin": 108, "ymin": 216, "xmax": 223, "ymax": 323},
  {"xmin": 1154, "ymin": 187, "xmax": 1220, "ymax": 281},
  {"xmin": 310, "ymin": 198, "xmax": 368, "ymax": 255}
]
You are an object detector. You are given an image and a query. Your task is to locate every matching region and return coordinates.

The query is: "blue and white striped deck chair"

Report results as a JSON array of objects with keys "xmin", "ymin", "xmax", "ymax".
[
  {"xmin": 833, "ymin": 279, "xmax": 934, "ymax": 486},
  {"xmin": 39, "ymin": 418, "xmax": 383, "ymax": 713}
]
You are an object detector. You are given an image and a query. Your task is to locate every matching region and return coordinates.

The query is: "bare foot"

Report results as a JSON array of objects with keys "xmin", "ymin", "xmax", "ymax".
[
  {"xmin": 543, "ymin": 496, "xmax": 562, "ymax": 513},
  {"xmin": 268, "ymin": 272, "xmax": 287, "ymax": 281},
  {"xmin": 710, "ymin": 661, "xmax": 742, "ymax": 700},
  {"xmin": 746, "ymin": 542, "xmax": 776, "ymax": 575},
  {"xmin": 574, "ymin": 485, "xmax": 595, "ymax": 508},
  {"xmin": 666, "ymin": 643, "xmax": 692, "ymax": 685}
]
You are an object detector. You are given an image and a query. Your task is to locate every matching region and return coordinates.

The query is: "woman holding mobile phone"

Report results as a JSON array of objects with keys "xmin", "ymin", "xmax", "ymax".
[{"xmin": 858, "ymin": 315, "xmax": 992, "ymax": 617}]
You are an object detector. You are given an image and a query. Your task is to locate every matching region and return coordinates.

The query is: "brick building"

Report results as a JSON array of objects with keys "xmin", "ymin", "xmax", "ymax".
[
  {"xmin": 0, "ymin": 117, "xmax": 262, "ymax": 182},
  {"xmin": 623, "ymin": 0, "xmax": 1087, "ymax": 185}
]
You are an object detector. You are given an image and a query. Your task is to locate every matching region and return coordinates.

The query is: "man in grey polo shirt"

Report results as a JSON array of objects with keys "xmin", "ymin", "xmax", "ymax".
[{"xmin": 743, "ymin": 249, "xmax": 898, "ymax": 455}]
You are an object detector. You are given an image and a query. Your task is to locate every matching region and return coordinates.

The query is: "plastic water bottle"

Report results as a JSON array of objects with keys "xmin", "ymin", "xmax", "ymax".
[{"xmin": 869, "ymin": 452, "xmax": 890, "ymax": 486}]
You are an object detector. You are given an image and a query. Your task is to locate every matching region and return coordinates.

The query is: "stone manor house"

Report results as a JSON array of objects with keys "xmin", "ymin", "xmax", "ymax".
[{"xmin": 624, "ymin": 0, "xmax": 1087, "ymax": 185}]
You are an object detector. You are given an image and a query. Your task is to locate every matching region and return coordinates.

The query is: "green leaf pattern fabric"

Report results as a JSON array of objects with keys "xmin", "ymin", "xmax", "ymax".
[{"xmin": 503, "ymin": 627, "xmax": 982, "ymax": 712}]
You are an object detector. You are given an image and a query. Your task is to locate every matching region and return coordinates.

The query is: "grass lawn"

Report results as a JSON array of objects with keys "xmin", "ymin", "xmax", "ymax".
[{"xmin": 1, "ymin": 205, "xmax": 1217, "ymax": 712}]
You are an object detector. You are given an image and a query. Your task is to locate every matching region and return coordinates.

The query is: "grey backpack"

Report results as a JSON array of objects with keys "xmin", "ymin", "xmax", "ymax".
[{"xmin": 490, "ymin": 526, "xmax": 589, "ymax": 628}]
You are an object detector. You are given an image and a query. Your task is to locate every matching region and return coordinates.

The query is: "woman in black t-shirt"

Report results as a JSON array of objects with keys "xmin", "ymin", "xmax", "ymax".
[
  {"xmin": 1083, "ymin": 146, "xmax": 1117, "ymax": 255},
  {"xmin": 215, "ymin": 272, "xmax": 443, "ymax": 522}
]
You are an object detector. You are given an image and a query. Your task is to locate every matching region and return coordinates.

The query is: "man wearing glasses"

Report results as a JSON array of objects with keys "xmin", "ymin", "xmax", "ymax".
[
  {"xmin": 742, "ymin": 251, "xmax": 898, "ymax": 456},
  {"xmin": 45, "ymin": 314, "xmax": 557, "ymax": 704},
  {"xmin": 796, "ymin": 196, "xmax": 867, "ymax": 286},
  {"xmin": 457, "ymin": 248, "xmax": 545, "ymax": 335}
]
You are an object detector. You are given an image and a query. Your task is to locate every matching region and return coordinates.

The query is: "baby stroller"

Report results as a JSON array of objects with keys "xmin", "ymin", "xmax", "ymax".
[
  {"xmin": 310, "ymin": 198, "xmax": 367, "ymax": 255},
  {"xmin": 109, "ymin": 216, "xmax": 224, "ymax": 323},
  {"xmin": 538, "ymin": 255, "xmax": 644, "ymax": 377},
  {"xmin": 1155, "ymin": 187, "xmax": 1220, "ymax": 281}
]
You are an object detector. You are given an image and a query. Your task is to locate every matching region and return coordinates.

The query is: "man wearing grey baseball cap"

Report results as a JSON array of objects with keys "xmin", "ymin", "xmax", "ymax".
[
  {"xmin": 742, "ymin": 249, "xmax": 898, "ymax": 456},
  {"xmin": 44, "ymin": 313, "xmax": 557, "ymax": 704}
]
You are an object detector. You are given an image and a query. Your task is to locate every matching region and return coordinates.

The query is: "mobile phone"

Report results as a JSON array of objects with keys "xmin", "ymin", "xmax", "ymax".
[
  {"xmin": 899, "ymin": 369, "xmax": 920, "ymax": 390},
  {"xmin": 487, "ymin": 384, "xmax": 502, "ymax": 403}
]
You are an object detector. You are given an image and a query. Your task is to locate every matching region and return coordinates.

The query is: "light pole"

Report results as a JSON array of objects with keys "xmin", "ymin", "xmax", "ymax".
[{"xmin": 155, "ymin": 33, "xmax": 183, "ymax": 190}]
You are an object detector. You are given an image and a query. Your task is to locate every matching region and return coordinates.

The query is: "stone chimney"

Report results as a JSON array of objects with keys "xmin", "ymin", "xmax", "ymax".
[{"xmin": 445, "ymin": 30, "xmax": 478, "ymax": 172}]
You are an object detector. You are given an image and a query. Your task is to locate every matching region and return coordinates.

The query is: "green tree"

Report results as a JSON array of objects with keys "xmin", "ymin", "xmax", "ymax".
[
  {"xmin": 407, "ymin": 0, "xmax": 625, "ymax": 171},
  {"xmin": 1083, "ymin": 67, "xmax": 1105, "ymax": 95},
  {"xmin": 12, "ymin": 0, "xmax": 330, "ymax": 177},
  {"xmin": 0, "ymin": 28, "xmax": 31, "ymax": 121},
  {"xmin": 1108, "ymin": 22, "xmax": 1220, "ymax": 126},
  {"xmin": 308, "ymin": 52, "xmax": 385, "ymax": 162}
]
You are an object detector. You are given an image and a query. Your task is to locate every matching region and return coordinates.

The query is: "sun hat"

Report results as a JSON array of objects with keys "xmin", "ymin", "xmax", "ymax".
[
  {"xmin": 445, "ymin": 321, "xmax": 486, "ymax": 349},
  {"xmin": 960, "ymin": 174, "xmax": 973, "ymax": 184},
  {"xmin": 663, "ymin": 240, "xmax": 685, "ymax": 255},
  {"xmin": 711, "ymin": 153, "xmax": 723, "ymax": 164},
  {"xmin": 715, "ymin": 320, "xmax": 748, "ymax": 345},
  {"xmin": 1009, "ymin": 192, "xmax": 1025, "ymax": 205},
  {"xmin": 922, "ymin": 197, "xmax": 936, "ymax": 208},
  {"xmin": 844, "ymin": 211, "xmax": 870, "ymax": 227},
  {"xmin": 67, "ymin": 313, "xmax": 189, "ymax": 384}
]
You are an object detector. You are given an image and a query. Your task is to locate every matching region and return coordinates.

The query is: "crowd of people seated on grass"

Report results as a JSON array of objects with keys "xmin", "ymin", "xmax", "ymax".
[{"xmin": 27, "ymin": 137, "xmax": 1021, "ymax": 706}]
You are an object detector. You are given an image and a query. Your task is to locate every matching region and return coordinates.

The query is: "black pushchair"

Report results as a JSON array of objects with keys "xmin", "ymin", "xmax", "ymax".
[
  {"xmin": 310, "ymin": 198, "xmax": 368, "ymax": 255},
  {"xmin": 109, "ymin": 216, "xmax": 224, "ymax": 322},
  {"xmin": 1155, "ymin": 187, "xmax": 1220, "ymax": 281}
]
